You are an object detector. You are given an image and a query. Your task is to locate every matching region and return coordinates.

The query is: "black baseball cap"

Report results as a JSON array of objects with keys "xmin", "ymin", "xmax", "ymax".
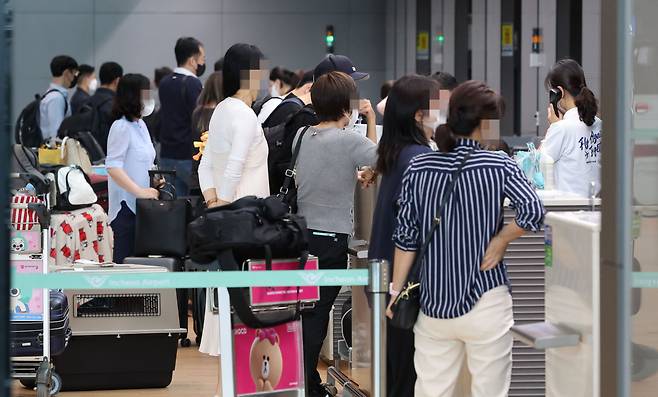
[{"xmin": 313, "ymin": 54, "xmax": 369, "ymax": 82}]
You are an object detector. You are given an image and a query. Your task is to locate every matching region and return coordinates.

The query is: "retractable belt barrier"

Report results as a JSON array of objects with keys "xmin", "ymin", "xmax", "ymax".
[{"xmin": 11, "ymin": 269, "xmax": 370, "ymax": 291}]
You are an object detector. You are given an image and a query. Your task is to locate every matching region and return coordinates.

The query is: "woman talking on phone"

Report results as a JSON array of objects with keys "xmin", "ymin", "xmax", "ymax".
[{"xmin": 542, "ymin": 59, "xmax": 602, "ymax": 197}]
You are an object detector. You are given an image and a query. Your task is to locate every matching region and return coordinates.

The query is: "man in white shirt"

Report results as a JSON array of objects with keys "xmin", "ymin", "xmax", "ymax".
[{"xmin": 39, "ymin": 55, "xmax": 79, "ymax": 142}]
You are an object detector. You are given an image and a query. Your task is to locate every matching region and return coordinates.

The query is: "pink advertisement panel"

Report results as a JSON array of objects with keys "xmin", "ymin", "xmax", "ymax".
[
  {"xmin": 233, "ymin": 320, "xmax": 305, "ymax": 395},
  {"xmin": 10, "ymin": 257, "xmax": 44, "ymax": 321},
  {"xmin": 248, "ymin": 257, "xmax": 319, "ymax": 306}
]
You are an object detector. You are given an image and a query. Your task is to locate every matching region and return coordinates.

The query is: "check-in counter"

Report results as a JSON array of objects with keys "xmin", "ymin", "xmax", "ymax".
[{"xmin": 345, "ymin": 187, "xmax": 599, "ymax": 396}]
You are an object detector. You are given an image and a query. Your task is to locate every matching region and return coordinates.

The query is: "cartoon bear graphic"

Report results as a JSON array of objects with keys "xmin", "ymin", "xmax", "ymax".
[
  {"xmin": 10, "ymin": 236, "xmax": 27, "ymax": 253},
  {"xmin": 81, "ymin": 212, "xmax": 93, "ymax": 227},
  {"xmin": 78, "ymin": 228, "xmax": 88, "ymax": 248},
  {"xmin": 60, "ymin": 245, "xmax": 72, "ymax": 259},
  {"xmin": 60, "ymin": 221, "xmax": 73, "ymax": 239},
  {"xmin": 249, "ymin": 328, "xmax": 283, "ymax": 392},
  {"xmin": 9, "ymin": 288, "xmax": 28, "ymax": 313},
  {"xmin": 96, "ymin": 222, "xmax": 104, "ymax": 242}
]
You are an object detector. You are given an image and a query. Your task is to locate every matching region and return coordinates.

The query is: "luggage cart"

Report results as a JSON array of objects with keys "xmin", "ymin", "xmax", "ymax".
[
  {"xmin": 9, "ymin": 177, "xmax": 65, "ymax": 396},
  {"xmin": 214, "ymin": 256, "xmax": 320, "ymax": 397}
]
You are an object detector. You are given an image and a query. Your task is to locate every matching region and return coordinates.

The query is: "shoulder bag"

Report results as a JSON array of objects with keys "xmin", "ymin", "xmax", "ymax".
[
  {"xmin": 277, "ymin": 125, "xmax": 311, "ymax": 213},
  {"xmin": 390, "ymin": 149, "xmax": 474, "ymax": 330}
]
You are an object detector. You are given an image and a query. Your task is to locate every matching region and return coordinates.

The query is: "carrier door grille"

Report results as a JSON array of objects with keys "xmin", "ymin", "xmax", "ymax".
[{"xmin": 74, "ymin": 293, "xmax": 161, "ymax": 317}]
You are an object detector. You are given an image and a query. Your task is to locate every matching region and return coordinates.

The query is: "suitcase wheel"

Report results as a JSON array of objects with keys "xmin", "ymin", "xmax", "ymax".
[{"xmin": 180, "ymin": 338, "xmax": 192, "ymax": 348}]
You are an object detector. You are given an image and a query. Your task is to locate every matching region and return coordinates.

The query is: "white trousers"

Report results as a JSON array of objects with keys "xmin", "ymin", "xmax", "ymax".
[{"xmin": 413, "ymin": 286, "xmax": 514, "ymax": 397}]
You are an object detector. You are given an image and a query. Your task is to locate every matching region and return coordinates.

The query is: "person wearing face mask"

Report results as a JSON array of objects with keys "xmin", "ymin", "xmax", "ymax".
[
  {"xmin": 158, "ymin": 36, "xmax": 206, "ymax": 196},
  {"xmin": 255, "ymin": 67, "xmax": 301, "ymax": 124},
  {"xmin": 70, "ymin": 64, "xmax": 96, "ymax": 114},
  {"xmin": 541, "ymin": 59, "xmax": 602, "ymax": 197},
  {"xmin": 367, "ymin": 75, "xmax": 441, "ymax": 396},
  {"xmin": 39, "ymin": 55, "xmax": 79, "ymax": 143},
  {"xmin": 290, "ymin": 71, "xmax": 377, "ymax": 397},
  {"xmin": 106, "ymin": 74, "xmax": 159, "ymax": 264},
  {"xmin": 196, "ymin": 46, "xmax": 269, "ymax": 388}
]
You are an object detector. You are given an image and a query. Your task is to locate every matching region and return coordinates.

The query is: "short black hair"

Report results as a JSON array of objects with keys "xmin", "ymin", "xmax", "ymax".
[
  {"xmin": 222, "ymin": 43, "xmax": 264, "ymax": 98},
  {"xmin": 311, "ymin": 71, "xmax": 356, "ymax": 122},
  {"xmin": 298, "ymin": 70, "xmax": 314, "ymax": 88},
  {"xmin": 50, "ymin": 55, "xmax": 78, "ymax": 77},
  {"xmin": 175, "ymin": 37, "xmax": 203, "ymax": 66},
  {"xmin": 214, "ymin": 57, "xmax": 224, "ymax": 72},
  {"xmin": 112, "ymin": 73, "xmax": 150, "ymax": 122},
  {"xmin": 430, "ymin": 71, "xmax": 458, "ymax": 90},
  {"xmin": 154, "ymin": 66, "xmax": 173, "ymax": 87},
  {"xmin": 78, "ymin": 64, "xmax": 95, "ymax": 79},
  {"xmin": 99, "ymin": 62, "xmax": 124, "ymax": 85},
  {"xmin": 269, "ymin": 66, "xmax": 283, "ymax": 82}
]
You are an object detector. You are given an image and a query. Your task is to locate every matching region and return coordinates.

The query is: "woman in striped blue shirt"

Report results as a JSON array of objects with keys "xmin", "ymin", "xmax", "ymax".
[{"xmin": 386, "ymin": 81, "xmax": 544, "ymax": 397}]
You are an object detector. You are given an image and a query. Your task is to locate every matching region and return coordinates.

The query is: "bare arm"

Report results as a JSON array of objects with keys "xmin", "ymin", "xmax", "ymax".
[
  {"xmin": 107, "ymin": 168, "xmax": 158, "ymax": 199},
  {"xmin": 386, "ymin": 248, "xmax": 417, "ymax": 318},
  {"xmin": 360, "ymin": 99, "xmax": 377, "ymax": 144},
  {"xmin": 481, "ymin": 221, "xmax": 525, "ymax": 271}
]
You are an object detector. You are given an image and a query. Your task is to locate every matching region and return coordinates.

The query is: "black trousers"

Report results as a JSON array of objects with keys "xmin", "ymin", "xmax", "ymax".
[
  {"xmin": 302, "ymin": 230, "xmax": 349, "ymax": 397},
  {"xmin": 110, "ymin": 201, "xmax": 135, "ymax": 264},
  {"xmin": 387, "ymin": 318, "xmax": 417, "ymax": 395}
]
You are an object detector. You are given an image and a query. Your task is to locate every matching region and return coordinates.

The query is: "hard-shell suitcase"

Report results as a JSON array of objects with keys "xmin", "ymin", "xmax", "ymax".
[
  {"xmin": 123, "ymin": 256, "xmax": 190, "ymax": 346},
  {"xmin": 10, "ymin": 290, "xmax": 71, "ymax": 356}
]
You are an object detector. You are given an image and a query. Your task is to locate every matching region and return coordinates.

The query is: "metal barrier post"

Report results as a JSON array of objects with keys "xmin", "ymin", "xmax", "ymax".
[{"xmin": 367, "ymin": 259, "xmax": 388, "ymax": 397}]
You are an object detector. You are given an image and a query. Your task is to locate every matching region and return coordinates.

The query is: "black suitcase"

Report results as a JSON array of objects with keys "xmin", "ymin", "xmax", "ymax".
[
  {"xmin": 10, "ymin": 290, "xmax": 71, "ymax": 356},
  {"xmin": 184, "ymin": 259, "xmax": 220, "ymax": 345},
  {"xmin": 123, "ymin": 256, "xmax": 190, "ymax": 346}
]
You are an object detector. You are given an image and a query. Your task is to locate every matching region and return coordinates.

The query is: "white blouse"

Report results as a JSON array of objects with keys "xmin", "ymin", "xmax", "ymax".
[{"xmin": 198, "ymin": 97, "xmax": 270, "ymax": 202}]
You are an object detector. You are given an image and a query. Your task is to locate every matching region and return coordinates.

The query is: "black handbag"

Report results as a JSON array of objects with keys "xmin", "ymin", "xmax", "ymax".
[
  {"xmin": 276, "ymin": 125, "xmax": 311, "ymax": 213},
  {"xmin": 390, "ymin": 149, "xmax": 474, "ymax": 330},
  {"xmin": 187, "ymin": 195, "xmax": 310, "ymax": 328},
  {"xmin": 134, "ymin": 180, "xmax": 191, "ymax": 258}
]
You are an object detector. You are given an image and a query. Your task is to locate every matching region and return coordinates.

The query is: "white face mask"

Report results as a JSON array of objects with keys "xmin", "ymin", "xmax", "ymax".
[
  {"xmin": 347, "ymin": 109, "xmax": 359, "ymax": 129},
  {"xmin": 88, "ymin": 78, "xmax": 98, "ymax": 95},
  {"xmin": 141, "ymin": 98, "xmax": 156, "ymax": 117},
  {"xmin": 422, "ymin": 109, "xmax": 443, "ymax": 134},
  {"xmin": 270, "ymin": 83, "xmax": 281, "ymax": 98}
]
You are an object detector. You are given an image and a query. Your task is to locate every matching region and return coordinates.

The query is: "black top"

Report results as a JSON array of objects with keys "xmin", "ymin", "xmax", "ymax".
[
  {"xmin": 87, "ymin": 87, "xmax": 115, "ymax": 152},
  {"xmin": 262, "ymin": 93, "xmax": 305, "ymax": 128},
  {"xmin": 368, "ymin": 144, "xmax": 433, "ymax": 265},
  {"xmin": 158, "ymin": 73, "xmax": 203, "ymax": 160},
  {"xmin": 71, "ymin": 88, "xmax": 91, "ymax": 115}
]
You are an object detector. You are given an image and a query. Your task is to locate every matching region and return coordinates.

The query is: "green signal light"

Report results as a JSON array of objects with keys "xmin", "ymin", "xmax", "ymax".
[
  {"xmin": 326, "ymin": 35, "xmax": 335, "ymax": 45},
  {"xmin": 436, "ymin": 34, "xmax": 445, "ymax": 43}
]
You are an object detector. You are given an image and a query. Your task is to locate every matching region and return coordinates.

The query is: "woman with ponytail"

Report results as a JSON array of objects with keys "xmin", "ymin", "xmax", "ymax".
[
  {"xmin": 542, "ymin": 58, "xmax": 603, "ymax": 197},
  {"xmin": 386, "ymin": 80, "xmax": 544, "ymax": 397},
  {"xmin": 368, "ymin": 75, "xmax": 440, "ymax": 396}
]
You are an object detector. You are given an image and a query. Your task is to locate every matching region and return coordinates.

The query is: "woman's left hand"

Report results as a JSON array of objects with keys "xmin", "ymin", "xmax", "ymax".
[
  {"xmin": 481, "ymin": 235, "xmax": 508, "ymax": 271},
  {"xmin": 357, "ymin": 167, "xmax": 377, "ymax": 188}
]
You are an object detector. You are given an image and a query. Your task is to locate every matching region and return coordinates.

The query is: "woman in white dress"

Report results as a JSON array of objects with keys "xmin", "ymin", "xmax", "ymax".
[{"xmin": 197, "ymin": 43, "xmax": 269, "ymax": 366}]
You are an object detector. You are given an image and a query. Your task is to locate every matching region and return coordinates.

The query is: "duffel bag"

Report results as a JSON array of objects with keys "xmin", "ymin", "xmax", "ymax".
[{"xmin": 187, "ymin": 195, "xmax": 310, "ymax": 329}]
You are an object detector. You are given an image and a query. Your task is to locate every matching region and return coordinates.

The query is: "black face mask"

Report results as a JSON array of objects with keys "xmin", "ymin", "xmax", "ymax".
[
  {"xmin": 69, "ymin": 72, "xmax": 79, "ymax": 89},
  {"xmin": 196, "ymin": 63, "xmax": 206, "ymax": 77}
]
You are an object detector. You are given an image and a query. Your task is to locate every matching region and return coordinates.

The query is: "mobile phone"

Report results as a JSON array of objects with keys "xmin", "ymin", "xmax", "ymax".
[{"xmin": 549, "ymin": 88, "xmax": 562, "ymax": 117}]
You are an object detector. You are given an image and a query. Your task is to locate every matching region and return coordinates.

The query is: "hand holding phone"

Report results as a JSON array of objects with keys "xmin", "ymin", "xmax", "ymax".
[{"xmin": 549, "ymin": 88, "xmax": 562, "ymax": 118}]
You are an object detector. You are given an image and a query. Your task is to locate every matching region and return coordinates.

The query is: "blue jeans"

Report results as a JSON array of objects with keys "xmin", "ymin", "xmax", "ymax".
[{"xmin": 159, "ymin": 158, "xmax": 193, "ymax": 197}]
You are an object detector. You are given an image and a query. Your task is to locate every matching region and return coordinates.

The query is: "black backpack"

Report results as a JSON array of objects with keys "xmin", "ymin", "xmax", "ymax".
[
  {"xmin": 263, "ymin": 104, "xmax": 314, "ymax": 196},
  {"xmin": 252, "ymin": 95, "xmax": 283, "ymax": 116},
  {"xmin": 15, "ymin": 89, "xmax": 68, "ymax": 148},
  {"xmin": 57, "ymin": 97, "xmax": 111, "ymax": 163}
]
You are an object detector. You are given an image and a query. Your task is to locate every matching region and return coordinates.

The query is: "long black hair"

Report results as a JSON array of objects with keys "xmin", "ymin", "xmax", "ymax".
[
  {"xmin": 435, "ymin": 80, "xmax": 505, "ymax": 153},
  {"xmin": 376, "ymin": 75, "xmax": 439, "ymax": 175},
  {"xmin": 222, "ymin": 43, "xmax": 264, "ymax": 98},
  {"xmin": 112, "ymin": 73, "xmax": 150, "ymax": 122},
  {"xmin": 545, "ymin": 59, "xmax": 598, "ymax": 126}
]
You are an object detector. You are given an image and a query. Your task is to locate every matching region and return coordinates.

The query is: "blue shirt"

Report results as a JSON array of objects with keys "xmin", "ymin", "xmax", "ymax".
[
  {"xmin": 39, "ymin": 83, "xmax": 70, "ymax": 140},
  {"xmin": 368, "ymin": 144, "xmax": 433, "ymax": 265},
  {"xmin": 106, "ymin": 117, "xmax": 156, "ymax": 222},
  {"xmin": 393, "ymin": 139, "xmax": 544, "ymax": 319}
]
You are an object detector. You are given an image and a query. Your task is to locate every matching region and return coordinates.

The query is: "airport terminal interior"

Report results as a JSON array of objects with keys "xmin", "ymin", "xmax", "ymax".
[{"xmin": 1, "ymin": 0, "xmax": 657, "ymax": 396}]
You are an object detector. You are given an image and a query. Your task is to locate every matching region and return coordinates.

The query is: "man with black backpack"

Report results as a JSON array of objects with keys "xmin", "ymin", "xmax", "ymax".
[
  {"xmin": 263, "ymin": 55, "xmax": 376, "ymax": 196},
  {"xmin": 56, "ymin": 61, "xmax": 123, "ymax": 161},
  {"xmin": 15, "ymin": 55, "xmax": 78, "ymax": 147}
]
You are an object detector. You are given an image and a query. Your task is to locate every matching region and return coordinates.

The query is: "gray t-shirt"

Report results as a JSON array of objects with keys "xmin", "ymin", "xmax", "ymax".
[{"xmin": 293, "ymin": 126, "xmax": 377, "ymax": 234}]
